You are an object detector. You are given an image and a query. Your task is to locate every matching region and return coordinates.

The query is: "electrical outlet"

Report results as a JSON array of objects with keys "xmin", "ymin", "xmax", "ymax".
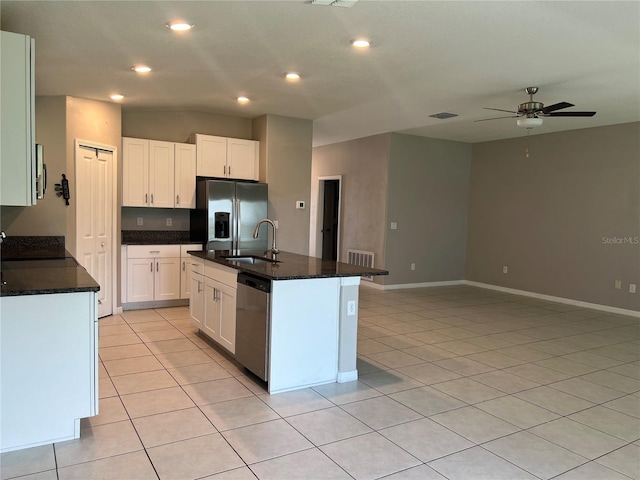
[
  {"xmin": 166, "ymin": 217, "xmax": 172, "ymax": 227},
  {"xmin": 136, "ymin": 217, "xmax": 143, "ymax": 226},
  {"xmin": 630, "ymin": 284, "xmax": 637, "ymax": 294},
  {"xmin": 615, "ymin": 280, "xmax": 622, "ymax": 290},
  {"xmin": 502, "ymin": 265, "xmax": 508, "ymax": 274},
  {"xmin": 411, "ymin": 263, "xmax": 416, "ymax": 271},
  {"xmin": 347, "ymin": 300, "xmax": 356, "ymax": 316},
  {"xmin": 296, "ymin": 201, "xmax": 305, "ymax": 209}
]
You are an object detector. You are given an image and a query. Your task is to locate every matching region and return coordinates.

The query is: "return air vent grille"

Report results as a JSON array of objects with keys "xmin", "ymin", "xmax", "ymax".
[
  {"xmin": 429, "ymin": 112, "xmax": 458, "ymax": 120},
  {"xmin": 347, "ymin": 249, "xmax": 374, "ymax": 281}
]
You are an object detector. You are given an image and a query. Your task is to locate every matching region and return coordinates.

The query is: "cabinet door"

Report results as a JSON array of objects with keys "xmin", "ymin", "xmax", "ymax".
[
  {"xmin": 148, "ymin": 140, "xmax": 175, "ymax": 208},
  {"xmin": 180, "ymin": 258, "xmax": 191, "ymax": 299},
  {"xmin": 217, "ymin": 282, "xmax": 237, "ymax": 354},
  {"xmin": 202, "ymin": 277, "xmax": 220, "ymax": 340},
  {"xmin": 195, "ymin": 134, "xmax": 227, "ymax": 177},
  {"xmin": 175, "ymin": 143, "xmax": 196, "ymax": 208},
  {"xmin": 189, "ymin": 273, "xmax": 204, "ymax": 329},
  {"xmin": 122, "ymin": 137, "xmax": 149, "ymax": 207},
  {"xmin": 126, "ymin": 258, "xmax": 154, "ymax": 302},
  {"xmin": 154, "ymin": 257, "xmax": 181, "ymax": 300},
  {"xmin": 0, "ymin": 31, "xmax": 35, "ymax": 206},
  {"xmin": 227, "ymin": 138, "xmax": 258, "ymax": 181}
]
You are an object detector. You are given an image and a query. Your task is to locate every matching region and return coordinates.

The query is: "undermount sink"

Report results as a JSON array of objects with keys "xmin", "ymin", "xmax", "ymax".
[{"xmin": 223, "ymin": 255, "xmax": 278, "ymax": 265}]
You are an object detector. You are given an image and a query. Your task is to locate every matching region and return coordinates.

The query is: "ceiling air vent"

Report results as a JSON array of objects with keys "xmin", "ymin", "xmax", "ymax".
[
  {"xmin": 311, "ymin": 0, "xmax": 358, "ymax": 7},
  {"xmin": 429, "ymin": 112, "xmax": 458, "ymax": 120}
]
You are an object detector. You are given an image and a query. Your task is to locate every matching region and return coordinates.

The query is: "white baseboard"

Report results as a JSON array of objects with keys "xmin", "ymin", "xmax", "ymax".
[
  {"xmin": 464, "ymin": 280, "xmax": 640, "ymax": 318},
  {"xmin": 362, "ymin": 280, "xmax": 464, "ymax": 291},
  {"xmin": 362, "ymin": 278, "xmax": 639, "ymax": 318},
  {"xmin": 337, "ymin": 370, "xmax": 358, "ymax": 383}
]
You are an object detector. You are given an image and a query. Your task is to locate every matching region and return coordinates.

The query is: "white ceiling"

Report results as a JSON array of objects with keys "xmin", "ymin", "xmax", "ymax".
[{"xmin": 1, "ymin": 1, "xmax": 639, "ymax": 147}]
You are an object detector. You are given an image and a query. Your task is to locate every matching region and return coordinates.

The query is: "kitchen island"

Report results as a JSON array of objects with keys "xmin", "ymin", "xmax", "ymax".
[
  {"xmin": 188, "ymin": 250, "xmax": 388, "ymax": 394},
  {"xmin": 0, "ymin": 239, "xmax": 100, "ymax": 453}
]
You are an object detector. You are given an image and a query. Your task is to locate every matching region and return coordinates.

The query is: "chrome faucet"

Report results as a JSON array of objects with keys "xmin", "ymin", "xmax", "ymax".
[{"xmin": 253, "ymin": 218, "xmax": 279, "ymax": 255}]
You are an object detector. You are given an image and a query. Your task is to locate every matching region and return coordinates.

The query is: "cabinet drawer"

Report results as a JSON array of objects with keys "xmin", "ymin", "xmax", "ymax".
[
  {"xmin": 181, "ymin": 244, "xmax": 202, "ymax": 256},
  {"xmin": 204, "ymin": 260, "xmax": 237, "ymax": 288},
  {"xmin": 127, "ymin": 244, "xmax": 180, "ymax": 259},
  {"xmin": 188, "ymin": 256, "xmax": 205, "ymax": 275}
]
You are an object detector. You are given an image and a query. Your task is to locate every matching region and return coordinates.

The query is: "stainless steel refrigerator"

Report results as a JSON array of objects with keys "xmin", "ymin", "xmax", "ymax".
[{"xmin": 191, "ymin": 179, "xmax": 268, "ymax": 252}]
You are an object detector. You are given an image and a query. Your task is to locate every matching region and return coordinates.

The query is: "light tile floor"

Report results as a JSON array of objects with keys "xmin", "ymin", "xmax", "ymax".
[{"xmin": 2, "ymin": 285, "xmax": 639, "ymax": 480}]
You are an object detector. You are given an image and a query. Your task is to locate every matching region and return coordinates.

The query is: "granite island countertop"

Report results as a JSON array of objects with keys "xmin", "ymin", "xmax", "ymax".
[
  {"xmin": 188, "ymin": 250, "xmax": 388, "ymax": 281},
  {"xmin": 1, "ymin": 249, "xmax": 100, "ymax": 297}
]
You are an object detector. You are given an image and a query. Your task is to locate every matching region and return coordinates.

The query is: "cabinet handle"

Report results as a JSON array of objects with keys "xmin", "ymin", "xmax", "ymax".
[
  {"xmin": 151, "ymin": 193, "xmax": 154, "ymax": 204},
  {"xmin": 150, "ymin": 261, "xmax": 153, "ymax": 272},
  {"xmin": 228, "ymin": 165, "xmax": 231, "ymax": 175},
  {"xmin": 145, "ymin": 193, "xmax": 148, "ymax": 204},
  {"xmin": 156, "ymin": 262, "xmax": 159, "ymax": 272},
  {"xmin": 197, "ymin": 281, "xmax": 202, "ymax": 293},
  {"xmin": 176, "ymin": 195, "xmax": 180, "ymax": 205},
  {"xmin": 182, "ymin": 261, "xmax": 186, "ymax": 271}
]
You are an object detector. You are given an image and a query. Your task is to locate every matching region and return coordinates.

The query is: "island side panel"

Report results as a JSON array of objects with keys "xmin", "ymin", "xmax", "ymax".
[
  {"xmin": 269, "ymin": 278, "xmax": 340, "ymax": 394},
  {"xmin": 337, "ymin": 277, "xmax": 361, "ymax": 382},
  {"xmin": 0, "ymin": 291, "xmax": 97, "ymax": 452}
]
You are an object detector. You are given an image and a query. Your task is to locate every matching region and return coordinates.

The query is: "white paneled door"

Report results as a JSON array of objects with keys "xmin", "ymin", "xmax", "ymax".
[{"xmin": 75, "ymin": 142, "xmax": 114, "ymax": 318}]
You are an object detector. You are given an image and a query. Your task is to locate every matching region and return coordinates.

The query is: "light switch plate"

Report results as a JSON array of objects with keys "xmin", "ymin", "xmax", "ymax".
[{"xmin": 390, "ymin": 222, "xmax": 397, "ymax": 230}]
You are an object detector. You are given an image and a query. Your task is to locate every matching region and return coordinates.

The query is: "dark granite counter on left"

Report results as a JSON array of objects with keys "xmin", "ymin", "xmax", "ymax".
[{"xmin": 0, "ymin": 236, "xmax": 100, "ymax": 296}]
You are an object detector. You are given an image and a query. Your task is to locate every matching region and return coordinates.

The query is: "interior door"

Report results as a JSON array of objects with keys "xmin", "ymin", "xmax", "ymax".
[
  {"xmin": 321, "ymin": 180, "xmax": 339, "ymax": 261},
  {"xmin": 75, "ymin": 143, "xmax": 113, "ymax": 318}
]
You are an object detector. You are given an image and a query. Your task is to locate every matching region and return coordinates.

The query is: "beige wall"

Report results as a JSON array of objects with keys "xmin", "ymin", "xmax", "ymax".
[
  {"xmin": 253, "ymin": 114, "xmax": 313, "ymax": 255},
  {"xmin": 65, "ymin": 96, "xmax": 121, "ymax": 255},
  {"xmin": 311, "ymin": 134, "xmax": 390, "ymax": 284},
  {"xmin": 467, "ymin": 122, "xmax": 640, "ymax": 311},
  {"xmin": 122, "ymin": 110, "xmax": 252, "ymax": 143},
  {"xmin": 386, "ymin": 133, "xmax": 471, "ymax": 285},
  {"xmin": 1, "ymin": 96, "xmax": 68, "ymax": 236}
]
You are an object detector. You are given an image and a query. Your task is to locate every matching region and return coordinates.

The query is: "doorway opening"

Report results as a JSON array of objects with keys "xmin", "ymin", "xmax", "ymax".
[{"xmin": 310, "ymin": 175, "xmax": 342, "ymax": 261}]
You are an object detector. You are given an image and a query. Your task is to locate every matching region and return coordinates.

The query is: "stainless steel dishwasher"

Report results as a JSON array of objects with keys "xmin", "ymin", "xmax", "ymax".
[{"xmin": 235, "ymin": 272, "xmax": 271, "ymax": 381}]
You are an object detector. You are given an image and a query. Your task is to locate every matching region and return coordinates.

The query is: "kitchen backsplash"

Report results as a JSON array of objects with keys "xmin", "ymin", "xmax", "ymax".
[{"xmin": 121, "ymin": 207, "xmax": 190, "ymax": 231}]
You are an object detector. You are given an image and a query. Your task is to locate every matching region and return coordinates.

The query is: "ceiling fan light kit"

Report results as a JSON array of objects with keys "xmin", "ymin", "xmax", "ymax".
[{"xmin": 480, "ymin": 86, "xmax": 596, "ymax": 130}]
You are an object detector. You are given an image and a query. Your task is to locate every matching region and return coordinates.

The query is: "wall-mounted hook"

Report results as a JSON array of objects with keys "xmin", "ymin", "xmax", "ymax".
[{"xmin": 54, "ymin": 174, "xmax": 70, "ymax": 206}]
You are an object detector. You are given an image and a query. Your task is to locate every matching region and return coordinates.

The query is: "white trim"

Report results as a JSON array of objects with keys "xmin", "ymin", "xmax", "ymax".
[
  {"xmin": 464, "ymin": 281, "xmax": 640, "ymax": 318},
  {"xmin": 340, "ymin": 276, "xmax": 361, "ymax": 287},
  {"xmin": 337, "ymin": 370, "xmax": 358, "ymax": 383},
  {"xmin": 364, "ymin": 280, "xmax": 465, "ymax": 291}
]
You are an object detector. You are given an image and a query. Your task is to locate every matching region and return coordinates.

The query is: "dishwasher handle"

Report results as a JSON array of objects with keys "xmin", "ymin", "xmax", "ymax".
[{"xmin": 237, "ymin": 273, "xmax": 271, "ymax": 293}]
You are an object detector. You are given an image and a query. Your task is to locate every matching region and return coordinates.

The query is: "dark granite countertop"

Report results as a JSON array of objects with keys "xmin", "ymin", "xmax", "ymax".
[
  {"xmin": 188, "ymin": 250, "xmax": 388, "ymax": 281},
  {"xmin": 0, "ymin": 237, "xmax": 100, "ymax": 296},
  {"xmin": 122, "ymin": 230, "xmax": 199, "ymax": 245}
]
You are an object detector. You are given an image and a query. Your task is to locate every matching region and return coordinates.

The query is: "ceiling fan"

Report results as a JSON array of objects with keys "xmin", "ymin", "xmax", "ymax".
[{"xmin": 478, "ymin": 87, "xmax": 596, "ymax": 129}]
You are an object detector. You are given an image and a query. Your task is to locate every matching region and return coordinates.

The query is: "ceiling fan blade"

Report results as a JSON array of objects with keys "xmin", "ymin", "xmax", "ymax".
[
  {"xmin": 541, "ymin": 102, "xmax": 574, "ymax": 114},
  {"xmin": 546, "ymin": 111, "xmax": 597, "ymax": 117},
  {"xmin": 474, "ymin": 116, "xmax": 519, "ymax": 122},
  {"xmin": 483, "ymin": 107, "xmax": 519, "ymax": 114}
]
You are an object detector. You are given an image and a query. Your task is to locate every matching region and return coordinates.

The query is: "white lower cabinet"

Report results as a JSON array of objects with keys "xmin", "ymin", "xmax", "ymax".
[
  {"xmin": 189, "ymin": 257, "xmax": 205, "ymax": 329},
  {"xmin": 189, "ymin": 256, "xmax": 237, "ymax": 354},
  {"xmin": 125, "ymin": 245, "xmax": 181, "ymax": 303},
  {"xmin": 180, "ymin": 244, "xmax": 201, "ymax": 299},
  {"xmin": 0, "ymin": 291, "xmax": 98, "ymax": 452}
]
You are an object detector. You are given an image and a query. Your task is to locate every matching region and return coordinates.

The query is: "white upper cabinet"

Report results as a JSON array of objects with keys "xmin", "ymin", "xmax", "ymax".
[
  {"xmin": 174, "ymin": 143, "xmax": 196, "ymax": 209},
  {"xmin": 192, "ymin": 134, "xmax": 258, "ymax": 181},
  {"xmin": 123, "ymin": 137, "xmax": 195, "ymax": 208},
  {"xmin": 1, "ymin": 31, "xmax": 36, "ymax": 206},
  {"xmin": 122, "ymin": 137, "xmax": 149, "ymax": 207},
  {"xmin": 148, "ymin": 140, "xmax": 175, "ymax": 208}
]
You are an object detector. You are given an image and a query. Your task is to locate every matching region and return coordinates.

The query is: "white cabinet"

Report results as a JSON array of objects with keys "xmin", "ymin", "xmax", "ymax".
[
  {"xmin": 175, "ymin": 143, "xmax": 197, "ymax": 209},
  {"xmin": 192, "ymin": 134, "xmax": 258, "ymax": 181},
  {"xmin": 189, "ymin": 256, "xmax": 238, "ymax": 354},
  {"xmin": 122, "ymin": 138, "xmax": 196, "ymax": 208},
  {"xmin": 1, "ymin": 31, "xmax": 36, "ymax": 206},
  {"xmin": 126, "ymin": 245, "xmax": 181, "ymax": 302},
  {"xmin": 1, "ymin": 291, "xmax": 97, "ymax": 452},
  {"xmin": 189, "ymin": 258, "xmax": 205, "ymax": 329},
  {"xmin": 180, "ymin": 244, "xmax": 202, "ymax": 299}
]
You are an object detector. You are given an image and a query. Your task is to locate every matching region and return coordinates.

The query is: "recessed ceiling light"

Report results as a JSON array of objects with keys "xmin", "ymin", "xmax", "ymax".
[
  {"xmin": 237, "ymin": 96, "xmax": 250, "ymax": 104},
  {"xmin": 110, "ymin": 94, "xmax": 124, "ymax": 101},
  {"xmin": 166, "ymin": 22, "xmax": 194, "ymax": 31},
  {"xmin": 351, "ymin": 39, "xmax": 370, "ymax": 48},
  {"xmin": 285, "ymin": 72, "xmax": 301, "ymax": 81},
  {"xmin": 131, "ymin": 65, "xmax": 152, "ymax": 73}
]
